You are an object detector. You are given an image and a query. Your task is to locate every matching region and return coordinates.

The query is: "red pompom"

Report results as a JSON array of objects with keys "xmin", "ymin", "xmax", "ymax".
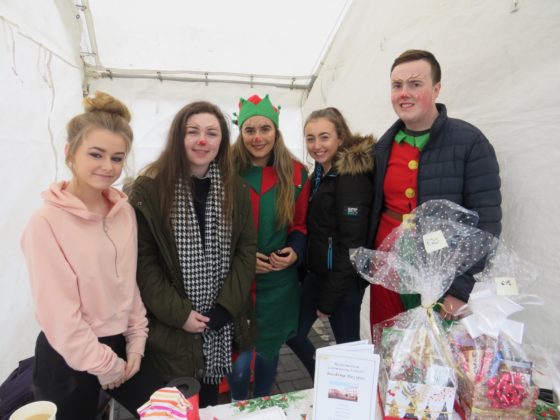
[{"xmin": 247, "ymin": 94, "xmax": 262, "ymax": 105}]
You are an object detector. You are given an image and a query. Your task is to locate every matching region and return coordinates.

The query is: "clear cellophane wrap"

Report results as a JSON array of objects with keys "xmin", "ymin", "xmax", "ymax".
[
  {"xmin": 351, "ymin": 200, "xmax": 498, "ymax": 418},
  {"xmin": 448, "ymin": 243, "xmax": 542, "ymax": 419}
]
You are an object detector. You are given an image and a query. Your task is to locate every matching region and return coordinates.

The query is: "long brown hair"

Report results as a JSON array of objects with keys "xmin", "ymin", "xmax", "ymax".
[
  {"xmin": 141, "ymin": 101, "xmax": 233, "ymax": 223},
  {"xmin": 231, "ymin": 126, "xmax": 300, "ymax": 229}
]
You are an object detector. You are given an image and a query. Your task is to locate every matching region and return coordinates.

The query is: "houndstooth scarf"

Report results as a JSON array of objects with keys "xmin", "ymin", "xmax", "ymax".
[{"xmin": 171, "ymin": 161, "xmax": 233, "ymax": 384}]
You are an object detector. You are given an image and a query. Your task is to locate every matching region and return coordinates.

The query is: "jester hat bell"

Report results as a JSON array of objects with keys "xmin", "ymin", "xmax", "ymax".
[{"xmin": 234, "ymin": 94, "xmax": 280, "ymax": 128}]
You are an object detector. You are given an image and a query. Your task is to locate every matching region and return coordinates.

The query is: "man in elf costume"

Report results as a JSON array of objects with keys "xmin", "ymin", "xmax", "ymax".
[
  {"xmin": 229, "ymin": 94, "xmax": 310, "ymax": 398},
  {"xmin": 369, "ymin": 50, "xmax": 502, "ymax": 328}
]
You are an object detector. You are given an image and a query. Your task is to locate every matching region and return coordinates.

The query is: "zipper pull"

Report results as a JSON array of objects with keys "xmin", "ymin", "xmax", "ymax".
[{"xmin": 328, "ymin": 236, "xmax": 333, "ymax": 270}]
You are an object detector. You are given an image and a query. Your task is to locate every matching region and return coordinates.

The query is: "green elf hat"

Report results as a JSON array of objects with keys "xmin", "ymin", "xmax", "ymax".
[{"xmin": 233, "ymin": 94, "xmax": 281, "ymax": 128}]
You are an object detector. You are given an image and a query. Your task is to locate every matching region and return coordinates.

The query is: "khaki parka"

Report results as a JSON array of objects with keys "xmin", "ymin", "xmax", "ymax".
[{"xmin": 129, "ymin": 175, "xmax": 257, "ymax": 382}]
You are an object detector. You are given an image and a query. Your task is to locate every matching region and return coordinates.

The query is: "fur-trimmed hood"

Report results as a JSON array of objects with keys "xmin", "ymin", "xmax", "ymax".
[{"xmin": 334, "ymin": 134, "xmax": 376, "ymax": 176}]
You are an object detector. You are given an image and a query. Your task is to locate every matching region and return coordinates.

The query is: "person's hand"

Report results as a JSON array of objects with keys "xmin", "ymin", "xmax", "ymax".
[
  {"xmin": 440, "ymin": 295, "xmax": 467, "ymax": 321},
  {"xmin": 182, "ymin": 310, "xmax": 209, "ymax": 333},
  {"xmin": 124, "ymin": 352, "xmax": 142, "ymax": 381},
  {"xmin": 102, "ymin": 376, "xmax": 126, "ymax": 390},
  {"xmin": 101, "ymin": 359, "xmax": 126, "ymax": 390},
  {"xmin": 269, "ymin": 247, "xmax": 297, "ymax": 271},
  {"xmin": 316, "ymin": 309, "xmax": 329, "ymax": 320},
  {"xmin": 256, "ymin": 252, "xmax": 273, "ymax": 274}
]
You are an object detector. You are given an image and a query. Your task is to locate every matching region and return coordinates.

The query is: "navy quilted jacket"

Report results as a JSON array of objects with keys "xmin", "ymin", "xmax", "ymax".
[{"xmin": 369, "ymin": 103, "xmax": 502, "ymax": 301}]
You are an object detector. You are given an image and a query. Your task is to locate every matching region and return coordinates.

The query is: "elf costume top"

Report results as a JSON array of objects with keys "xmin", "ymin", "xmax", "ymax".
[
  {"xmin": 242, "ymin": 161, "xmax": 309, "ymax": 360},
  {"xmin": 369, "ymin": 104, "xmax": 501, "ymax": 326},
  {"xmin": 235, "ymin": 94, "xmax": 311, "ymax": 361}
]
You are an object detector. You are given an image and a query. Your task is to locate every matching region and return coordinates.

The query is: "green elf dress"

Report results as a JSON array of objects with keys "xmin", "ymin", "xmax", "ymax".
[{"xmin": 242, "ymin": 159, "xmax": 310, "ymax": 360}]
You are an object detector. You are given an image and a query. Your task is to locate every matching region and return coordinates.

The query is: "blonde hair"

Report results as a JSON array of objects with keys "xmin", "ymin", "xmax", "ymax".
[
  {"xmin": 232, "ymin": 127, "xmax": 301, "ymax": 228},
  {"xmin": 66, "ymin": 91, "xmax": 133, "ymax": 166}
]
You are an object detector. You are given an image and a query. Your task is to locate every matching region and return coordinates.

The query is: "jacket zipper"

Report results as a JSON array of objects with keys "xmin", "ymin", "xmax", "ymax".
[
  {"xmin": 327, "ymin": 236, "xmax": 333, "ymax": 270},
  {"xmin": 103, "ymin": 218, "xmax": 119, "ymax": 278}
]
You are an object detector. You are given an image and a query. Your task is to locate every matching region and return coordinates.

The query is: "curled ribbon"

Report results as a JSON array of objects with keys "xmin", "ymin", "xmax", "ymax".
[
  {"xmin": 461, "ymin": 283, "xmax": 525, "ymax": 343},
  {"xmin": 486, "ymin": 371, "xmax": 529, "ymax": 408}
]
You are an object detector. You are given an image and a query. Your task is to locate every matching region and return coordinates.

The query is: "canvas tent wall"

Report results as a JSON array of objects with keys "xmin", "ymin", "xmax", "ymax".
[
  {"xmin": 1, "ymin": 0, "xmax": 559, "ymax": 383},
  {"xmin": 0, "ymin": 0, "xmax": 344, "ymax": 380},
  {"xmin": 300, "ymin": 0, "xmax": 560, "ymax": 352}
]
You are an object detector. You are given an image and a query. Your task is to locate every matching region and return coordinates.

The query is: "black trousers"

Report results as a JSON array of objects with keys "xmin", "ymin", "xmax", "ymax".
[
  {"xmin": 33, "ymin": 332, "xmax": 165, "ymax": 420},
  {"xmin": 287, "ymin": 271, "xmax": 365, "ymax": 378}
]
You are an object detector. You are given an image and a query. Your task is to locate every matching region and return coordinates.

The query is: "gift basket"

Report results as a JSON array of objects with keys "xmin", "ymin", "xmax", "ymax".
[
  {"xmin": 448, "ymin": 243, "xmax": 542, "ymax": 419},
  {"xmin": 351, "ymin": 200, "xmax": 498, "ymax": 419}
]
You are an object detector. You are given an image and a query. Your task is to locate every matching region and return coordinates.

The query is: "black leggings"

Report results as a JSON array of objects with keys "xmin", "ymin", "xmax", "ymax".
[{"xmin": 33, "ymin": 332, "xmax": 165, "ymax": 420}]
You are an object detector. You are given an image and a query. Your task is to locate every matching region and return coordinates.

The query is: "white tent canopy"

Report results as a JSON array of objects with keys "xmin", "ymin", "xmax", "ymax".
[
  {"xmin": 81, "ymin": 0, "xmax": 350, "ymax": 86},
  {"xmin": 1, "ymin": 0, "xmax": 559, "ymax": 381}
]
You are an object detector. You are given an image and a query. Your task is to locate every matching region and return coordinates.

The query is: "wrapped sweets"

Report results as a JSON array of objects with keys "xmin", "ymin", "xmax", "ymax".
[
  {"xmin": 450, "ymin": 327, "xmax": 539, "ymax": 419},
  {"xmin": 137, "ymin": 387, "xmax": 194, "ymax": 419},
  {"xmin": 351, "ymin": 200, "xmax": 498, "ymax": 419},
  {"xmin": 449, "ymin": 243, "xmax": 541, "ymax": 419}
]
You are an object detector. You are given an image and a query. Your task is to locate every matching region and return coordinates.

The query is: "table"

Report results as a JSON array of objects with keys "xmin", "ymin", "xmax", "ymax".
[
  {"xmin": 199, "ymin": 389, "xmax": 314, "ymax": 419},
  {"xmin": 199, "ymin": 388, "xmax": 463, "ymax": 419}
]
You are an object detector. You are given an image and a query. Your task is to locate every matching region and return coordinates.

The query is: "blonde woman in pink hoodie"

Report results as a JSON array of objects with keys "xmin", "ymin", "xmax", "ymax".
[{"xmin": 21, "ymin": 92, "xmax": 163, "ymax": 420}]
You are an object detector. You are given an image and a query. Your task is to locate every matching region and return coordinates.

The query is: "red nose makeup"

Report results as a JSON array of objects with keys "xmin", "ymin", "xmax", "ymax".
[{"xmin": 198, "ymin": 138, "xmax": 207, "ymax": 145}]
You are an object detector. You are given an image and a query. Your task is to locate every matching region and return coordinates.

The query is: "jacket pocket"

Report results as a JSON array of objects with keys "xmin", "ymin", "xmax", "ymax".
[
  {"xmin": 147, "ymin": 319, "xmax": 192, "ymax": 358},
  {"xmin": 146, "ymin": 319, "xmax": 201, "ymax": 380}
]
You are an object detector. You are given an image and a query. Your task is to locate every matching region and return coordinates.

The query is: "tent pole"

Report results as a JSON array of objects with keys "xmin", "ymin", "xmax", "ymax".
[{"xmin": 85, "ymin": 67, "xmax": 312, "ymax": 91}]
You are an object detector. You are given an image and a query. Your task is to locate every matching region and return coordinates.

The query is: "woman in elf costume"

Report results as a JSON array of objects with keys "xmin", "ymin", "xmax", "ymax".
[
  {"xmin": 229, "ymin": 94, "xmax": 310, "ymax": 399},
  {"xmin": 287, "ymin": 107, "xmax": 375, "ymax": 378}
]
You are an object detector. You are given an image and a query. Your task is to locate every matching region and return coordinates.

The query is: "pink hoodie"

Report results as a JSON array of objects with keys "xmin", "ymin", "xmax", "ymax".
[{"xmin": 21, "ymin": 181, "xmax": 148, "ymax": 385}]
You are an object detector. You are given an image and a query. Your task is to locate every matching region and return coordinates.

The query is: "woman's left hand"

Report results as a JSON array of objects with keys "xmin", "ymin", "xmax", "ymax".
[
  {"xmin": 124, "ymin": 352, "xmax": 142, "ymax": 381},
  {"xmin": 268, "ymin": 247, "xmax": 297, "ymax": 271}
]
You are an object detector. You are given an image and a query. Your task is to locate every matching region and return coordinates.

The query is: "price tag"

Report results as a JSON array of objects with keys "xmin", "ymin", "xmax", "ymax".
[
  {"xmin": 495, "ymin": 277, "xmax": 519, "ymax": 296},
  {"xmin": 423, "ymin": 230, "xmax": 448, "ymax": 253}
]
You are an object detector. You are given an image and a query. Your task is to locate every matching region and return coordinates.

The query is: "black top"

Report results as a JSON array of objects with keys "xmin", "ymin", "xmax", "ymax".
[
  {"xmin": 191, "ymin": 176, "xmax": 211, "ymax": 245},
  {"xmin": 191, "ymin": 176, "xmax": 232, "ymax": 330}
]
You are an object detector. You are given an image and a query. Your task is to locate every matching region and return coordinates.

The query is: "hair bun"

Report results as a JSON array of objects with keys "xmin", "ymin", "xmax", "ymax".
[{"xmin": 83, "ymin": 91, "xmax": 131, "ymax": 123}]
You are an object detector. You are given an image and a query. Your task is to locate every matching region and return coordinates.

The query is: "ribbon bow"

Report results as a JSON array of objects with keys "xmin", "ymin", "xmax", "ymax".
[{"xmin": 461, "ymin": 282, "xmax": 525, "ymax": 343}]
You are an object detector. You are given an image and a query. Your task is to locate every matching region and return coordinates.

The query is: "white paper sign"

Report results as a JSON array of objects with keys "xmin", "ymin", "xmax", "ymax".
[
  {"xmin": 313, "ymin": 341, "xmax": 379, "ymax": 420},
  {"xmin": 422, "ymin": 230, "xmax": 448, "ymax": 253},
  {"xmin": 495, "ymin": 277, "xmax": 519, "ymax": 296}
]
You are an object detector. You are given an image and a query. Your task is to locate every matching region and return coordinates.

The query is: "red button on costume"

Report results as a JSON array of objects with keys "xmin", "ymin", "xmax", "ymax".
[{"xmin": 370, "ymin": 141, "xmax": 419, "ymax": 325}]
